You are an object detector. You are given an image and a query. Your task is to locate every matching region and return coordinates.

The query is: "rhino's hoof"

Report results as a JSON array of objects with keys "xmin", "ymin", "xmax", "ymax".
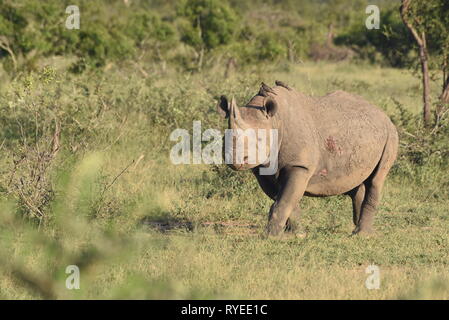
[
  {"xmin": 286, "ymin": 224, "xmax": 307, "ymax": 238},
  {"xmin": 264, "ymin": 230, "xmax": 284, "ymax": 240},
  {"xmin": 266, "ymin": 223, "xmax": 284, "ymax": 237},
  {"xmin": 351, "ymin": 226, "xmax": 374, "ymax": 236},
  {"xmin": 265, "ymin": 231, "xmax": 283, "ymax": 239}
]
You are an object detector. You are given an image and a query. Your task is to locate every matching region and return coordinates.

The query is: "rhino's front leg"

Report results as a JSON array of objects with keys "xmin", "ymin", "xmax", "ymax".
[
  {"xmin": 266, "ymin": 166, "xmax": 310, "ymax": 237},
  {"xmin": 285, "ymin": 207, "xmax": 304, "ymax": 234}
]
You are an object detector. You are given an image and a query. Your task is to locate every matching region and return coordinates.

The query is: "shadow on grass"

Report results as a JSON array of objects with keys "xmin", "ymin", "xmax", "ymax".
[
  {"xmin": 140, "ymin": 216, "xmax": 195, "ymax": 233},
  {"xmin": 140, "ymin": 216, "xmax": 259, "ymax": 235}
]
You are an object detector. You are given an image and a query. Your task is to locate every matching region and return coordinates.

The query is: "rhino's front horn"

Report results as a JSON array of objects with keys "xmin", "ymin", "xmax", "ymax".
[
  {"xmin": 230, "ymin": 97, "xmax": 238, "ymax": 118},
  {"xmin": 230, "ymin": 97, "xmax": 248, "ymax": 129}
]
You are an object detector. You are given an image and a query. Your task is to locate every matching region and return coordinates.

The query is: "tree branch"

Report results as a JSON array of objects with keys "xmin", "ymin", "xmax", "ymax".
[
  {"xmin": 0, "ymin": 36, "xmax": 17, "ymax": 70},
  {"xmin": 400, "ymin": 0, "xmax": 423, "ymax": 46}
]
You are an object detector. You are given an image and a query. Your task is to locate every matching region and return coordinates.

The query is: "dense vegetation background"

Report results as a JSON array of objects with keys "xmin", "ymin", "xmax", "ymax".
[
  {"xmin": 0, "ymin": 0, "xmax": 448, "ymax": 299},
  {"xmin": 0, "ymin": 0, "xmax": 425, "ymax": 73}
]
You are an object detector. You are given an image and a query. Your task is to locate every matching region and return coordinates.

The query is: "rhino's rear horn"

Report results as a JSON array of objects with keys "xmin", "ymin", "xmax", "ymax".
[
  {"xmin": 217, "ymin": 95, "xmax": 230, "ymax": 118},
  {"xmin": 264, "ymin": 96, "xmax": 278, "ymax": 117}
]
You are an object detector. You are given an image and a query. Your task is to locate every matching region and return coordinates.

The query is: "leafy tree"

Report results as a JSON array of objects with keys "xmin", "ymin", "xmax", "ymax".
[
  {"xmin": 0, "ymin": 3, "xmax": 37, "ymax": 72},
  {"xmin": 317, "ymin": 0, "xmax": 366, "ymax": 46},
  {"xmin": 124, "ymin": 11, "xmax": 176, "ymax": 70},
  {"xmin": 400, "ymin": 0, "xmax": 449, "ymax": 126},
  {"xmin": 177, "ymin": 0, "xmax": 238, "ymax": 70},
  {"xmin": 335, "ymin": 7, "xmax": 414, "ymax": 67}
]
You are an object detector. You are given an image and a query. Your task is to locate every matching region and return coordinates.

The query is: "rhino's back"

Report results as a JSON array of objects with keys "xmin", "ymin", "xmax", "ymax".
[
  {"xmin": 311, "ymin": 90, "xmax": 392, "ymax": 137},
  {"xmin": 303, "ymin": 90, "xmax": 395, "ymax": 195}
]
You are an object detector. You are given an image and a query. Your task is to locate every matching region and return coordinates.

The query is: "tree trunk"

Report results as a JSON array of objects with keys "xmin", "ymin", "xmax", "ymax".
[
  {"xmin": 419, "ymin": 41, "xmax": 432, "ymax": 125},
  {"xmin": 400, "ymin": 0, "xmax": 432, "ymax": 126},
  {"xmin": 441, "ymin": 73, "xmax": 449, "ymax": 104},
  {"xmin": 287, "ymin": 40, "xmax": 295, "ymax": 62},
  {"xmin": 326, "ymin": 23, "xmax": 334, "ymax": 47},
  {"xmin": 197, "ymin": 46, "xmax": 204, "ymax": 71},
  {"xmin": 155, "ymin": 44, "xmax": 166, "ymax": 73},
  {"xmin": 224, "ymin": 57, "xmax": 236, "ymax": 79}
]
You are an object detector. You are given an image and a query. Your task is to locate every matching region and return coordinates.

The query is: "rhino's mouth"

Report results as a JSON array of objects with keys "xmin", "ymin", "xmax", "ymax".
[{"xmin": 229, "ymin": 156, "xmax": 262, "ymax": 171}]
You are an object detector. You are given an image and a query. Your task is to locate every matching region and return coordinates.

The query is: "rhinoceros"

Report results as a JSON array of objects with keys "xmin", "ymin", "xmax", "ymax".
[{"xmin": 217, "ymin": 81, "xmax": 398, "ymax": 238}]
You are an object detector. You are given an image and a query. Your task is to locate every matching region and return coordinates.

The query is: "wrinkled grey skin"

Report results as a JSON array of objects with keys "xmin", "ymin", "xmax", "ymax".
[{"xmin": 217, "ymin": 81, "xmax": 398, "ymax": 238}]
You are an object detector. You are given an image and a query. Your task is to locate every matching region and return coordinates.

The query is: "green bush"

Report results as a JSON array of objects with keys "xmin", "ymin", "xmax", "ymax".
[
  {"xmin": 0, "ymin": 0, "xmax": 446, "ymax": 78},
  {"xmin": 389, "ymin": 98, "xmax": 449, "ymax": 196},
  {"xmin": 0, "ymin": 0, "xmax": 173, "ymax": 73},
  {"xmin": 335, "ymin": 7, "xmax": 415, "ymax": 67},
  {"xmin": 177, "ymin": 0, "xmax": 237, "ymax": 50}
]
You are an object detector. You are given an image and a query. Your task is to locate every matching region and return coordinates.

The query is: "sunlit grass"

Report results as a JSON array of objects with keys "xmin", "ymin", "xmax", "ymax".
[{"xmin": 0, "ymin": 61, "xmax": 448, "ymax": 299}]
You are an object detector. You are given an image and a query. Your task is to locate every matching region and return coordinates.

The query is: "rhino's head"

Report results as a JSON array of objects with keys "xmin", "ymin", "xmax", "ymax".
[{"xmin": 217, "ymin": 93, "xmax": 279, "ymax": 171}]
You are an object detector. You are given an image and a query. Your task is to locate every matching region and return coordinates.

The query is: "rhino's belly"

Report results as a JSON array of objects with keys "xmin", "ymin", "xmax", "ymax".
[{"xmin": 305, "ymin": 133, "xmax": 386, "ymax": 196}]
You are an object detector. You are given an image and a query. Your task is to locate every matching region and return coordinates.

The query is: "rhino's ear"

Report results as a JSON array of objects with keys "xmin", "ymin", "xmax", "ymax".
[
  {"xmin": 264, "ymin": 96, "xmax": 278, "ymax": 117},
  {"xmin": 217, "ymin": 95, "xmax": 229, "ymax": 118}
]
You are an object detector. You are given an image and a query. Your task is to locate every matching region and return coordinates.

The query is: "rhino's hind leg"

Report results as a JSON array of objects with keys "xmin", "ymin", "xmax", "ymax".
[
  {"xmin": 353, "ymin": 133, "xmax": 398, "ymax": 235},
  {"xmin": 347, "ymin": 184, "xmax": 365, "ymax": 226},
  {"xmin": 353, "ymin": 172, "xmax": 386, "ymax": 235},
  {"xmin": 353, "ymin": 181, "xmax": 381, "ymax": 234}
]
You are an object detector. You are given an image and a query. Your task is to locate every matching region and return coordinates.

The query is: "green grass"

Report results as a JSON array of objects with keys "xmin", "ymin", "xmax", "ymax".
[{"xmin": 0, "ymin": 61, "xmax": 448, "ymax": 299}]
